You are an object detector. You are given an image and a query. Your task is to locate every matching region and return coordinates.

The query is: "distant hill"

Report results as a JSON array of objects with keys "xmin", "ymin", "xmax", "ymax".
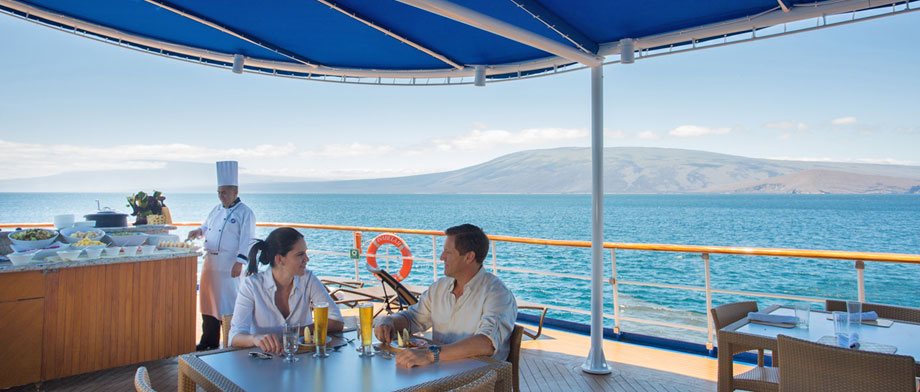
[
  {"xmin": 247, "ymin": 147, "xmax": 920, "ymax": 194},
  {"xmin": 703, "ymin": 169, "xmax": 920, "ymax": 194},
  {"xmin": 1, "ymin": 148, "xmax": 918, "ymax": 194}
]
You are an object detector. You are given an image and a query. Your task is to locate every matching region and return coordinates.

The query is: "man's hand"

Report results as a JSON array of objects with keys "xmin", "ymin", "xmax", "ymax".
[
  {"xmin": 396, "ymin": 348, "xmax": 434, "ymax": 368},
  {"xmin": 254, "ymin": 334, "xmax": 282, "ymax": 354},
  {"xmin": 187, "ymin": 229, "xmax": 202, "ymax": 241},
  {"xmin": 374, "ymin": 317, "xmax": 396, "ymax": 345},
  {"xmin": 231, "ymin": 262, "xmax": 243, "ymax": 278}
]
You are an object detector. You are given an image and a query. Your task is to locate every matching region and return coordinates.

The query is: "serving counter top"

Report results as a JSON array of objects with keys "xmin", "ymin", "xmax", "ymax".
[{"xmin": 0, "ymin": 250, "xmax": 198, "ymax": 274}]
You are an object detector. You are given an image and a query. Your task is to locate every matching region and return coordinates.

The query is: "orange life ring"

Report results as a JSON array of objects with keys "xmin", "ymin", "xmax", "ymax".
[{"xmin": 365, "ymin": 233, "xmax": 413, "ymax": 281}]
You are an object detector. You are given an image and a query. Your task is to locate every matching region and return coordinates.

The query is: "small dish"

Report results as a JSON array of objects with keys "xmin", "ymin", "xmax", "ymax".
[
  {"xmin": 104, "ymin": 247, "xmax": 123, "ymax": 257},
  {"xmin": 83, "ymin": 247, "xmax": 104, "ymax": 259},
  {"xmin": 139, "ymin": 245, "xmax": 157, "ymax": 255},
  {"xmin": 7, "ymin": 252, "xmax": 36, "ymax": 265},
  {"xmin": 56, "ymin": 250, "xmax": 83, "ymax": 261}
]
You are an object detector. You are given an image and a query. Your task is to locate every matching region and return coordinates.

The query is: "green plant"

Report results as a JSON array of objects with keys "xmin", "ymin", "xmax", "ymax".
[{"xmin": 127, "ymin": 190, "xmax": 166, "ymax": 224}]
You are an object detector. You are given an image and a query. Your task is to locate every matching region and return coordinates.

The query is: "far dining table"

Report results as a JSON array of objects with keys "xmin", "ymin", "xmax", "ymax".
[
  {"xmin": 716, "ymin": 304, "xmax": 920, "ymax": 392},
  {"xmin": 177, "ymin": 331, "xmax": 511, "ymax": 392}
]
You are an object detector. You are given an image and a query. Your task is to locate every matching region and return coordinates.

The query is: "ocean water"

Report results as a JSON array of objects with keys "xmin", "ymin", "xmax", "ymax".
[{"xmin": 3, "ymin": 193, "xmax": 919, "ymax": 342}]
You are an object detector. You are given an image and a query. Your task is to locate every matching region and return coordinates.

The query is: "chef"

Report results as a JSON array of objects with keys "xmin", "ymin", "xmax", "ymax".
[{"xmin": 187, "ymin": 160, "xmax": 257, "ymax": 351}]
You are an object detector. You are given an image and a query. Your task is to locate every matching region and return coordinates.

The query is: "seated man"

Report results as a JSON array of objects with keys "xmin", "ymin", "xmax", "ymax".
[{"xmin": 374, "ymin": 224, "xmax": 517, "ymax": 368}]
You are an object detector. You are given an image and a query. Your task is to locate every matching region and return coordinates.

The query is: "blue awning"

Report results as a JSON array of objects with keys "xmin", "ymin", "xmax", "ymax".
[{"xmin": 0, "ymin": 0, "xmax": 913, "ymax": 82}]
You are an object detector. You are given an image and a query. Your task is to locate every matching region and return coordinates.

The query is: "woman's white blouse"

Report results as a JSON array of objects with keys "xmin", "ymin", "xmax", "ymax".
[{"xmin": 229, "ymin": 269, "xmax": 343, "ymax": 343}]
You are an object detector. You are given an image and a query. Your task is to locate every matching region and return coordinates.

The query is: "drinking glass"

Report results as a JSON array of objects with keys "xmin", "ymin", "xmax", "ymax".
[
  {"xmin": 358, "ymin": 303, "xmax": 374, "ymax": 357},
  {"xmin": 832, "ymin": 311, "xmax": 851, "ymax": 348},
  {"xmin": 794, "ymin": 303, "xmax": 810, "ymax": 329},
  {"xmin": 313, "ymin": 302, "xmax": 330, "ymax": 358},
  {"xmin": 846, "ymin": 300, "xmax": 861, "ymax": 346},
  {"xmin": 282, "ymin": 323, "xmax": 300, "ymax": 362}
]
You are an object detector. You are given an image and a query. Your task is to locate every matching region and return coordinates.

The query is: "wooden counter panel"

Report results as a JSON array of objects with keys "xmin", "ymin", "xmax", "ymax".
[
  {"xmin": 41, "ymin": 256, "xmax": 197, "ymax": 380},
  {"xmin": 0, "ymin": 271, "xmax": 43, "ymax": 302},
  {"xmin": 0, "ymin": 298, "xmax": 43, "ymax": 389}
]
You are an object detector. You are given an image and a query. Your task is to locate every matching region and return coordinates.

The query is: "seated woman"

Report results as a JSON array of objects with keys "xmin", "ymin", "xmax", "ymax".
[{"xmin": 229, "ymin": 227, "xmax": 344, "ymax": 353}]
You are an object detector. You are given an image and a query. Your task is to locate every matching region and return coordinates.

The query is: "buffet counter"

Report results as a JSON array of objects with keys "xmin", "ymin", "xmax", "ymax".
[{"xmin": 0, "ymin": 251, "xmax": 198, "ymax": 388}]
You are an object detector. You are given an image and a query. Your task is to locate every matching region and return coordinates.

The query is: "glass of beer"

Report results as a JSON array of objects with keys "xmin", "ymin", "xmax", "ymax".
[
  {"xmin": 358, "ymin": 303, "xmax": 374, "ymax": 357},
  {"xmin": 313, "ymin": 302, "xmax": 330, "ymax": 358}
]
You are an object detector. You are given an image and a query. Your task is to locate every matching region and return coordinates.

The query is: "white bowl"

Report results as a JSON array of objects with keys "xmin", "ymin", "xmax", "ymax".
[
  {"xmin": 83, "ymin": 247, "xmax": 104, "ymax": 259},
  {"xmin": 107, "ymin": 232, "xmax": 148, "ymax": 247},
  {"xmin": 139, "ymin": 245, "xmax": 157, "ymax": 256},
  {"xmin": 7, "ymin": 252, "xmax": 36, "ymax": 266},
  {"xmin": 8, "ymin": 229, "xmax": 59, "ymax": 251},
  {"xmin": 104, "ymin": 247, "xmax": 123, "ymax": 257},
  {"xmin": 56, "ymin": 250, "xmax": 83, "ymax": 261},
  {"xmin": 60, "ymin": 228, "xmax": 106, "ymax": 244},
  {"xmin": 53, "ymin": 214, "xmax": 75, "ymax": 229}
]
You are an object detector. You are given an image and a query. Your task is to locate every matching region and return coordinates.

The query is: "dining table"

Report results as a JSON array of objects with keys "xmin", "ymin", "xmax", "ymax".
[
  {"xmin": 716, "ymin": 304, "xmax": 920, "ymax": 392},
  {"xmin": 178, "ymin": 330, "xmax": 512, "ymax": 392}
]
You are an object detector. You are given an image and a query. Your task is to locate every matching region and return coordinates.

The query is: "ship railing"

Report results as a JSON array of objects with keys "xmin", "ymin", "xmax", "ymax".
[
  {"xmin": 6, "ymin": 221, "xmax": 920, "ymax": 350},
  {"xmin": 237, "ymin": 222, "xmax": 920, "ymax": 350}
]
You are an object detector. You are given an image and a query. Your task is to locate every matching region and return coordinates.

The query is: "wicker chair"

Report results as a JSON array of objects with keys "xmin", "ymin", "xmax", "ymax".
[
  {"xmin": 134, "ymin": 366, "xmax": 156, "ymax": 392},
  {"xmin": 447, "ymin": 370, "xmax": 497, "ymax": 392},
  {"xmin": 711, "ymin": 301, "xmax": 778, "ymax": 392},
  {"xmin": 507, "ymin": 325, "xmax": 524, "ymax": 392},
  {"xmin": 777, "ymin": 334, "xmax": 916, "ymax": 392},
  {"xmin": 220, "ymin": 314, "xmax": 233, "ymax": 348},
  {"xmin": 825, "ymin": 300, "xmax": 920, "ymax": 323}
]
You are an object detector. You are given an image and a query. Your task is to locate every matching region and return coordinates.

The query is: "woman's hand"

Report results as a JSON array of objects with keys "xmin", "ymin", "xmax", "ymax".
[{"xmin": 253, "ymin": 334, "xmax": 283, "ymax": 354}]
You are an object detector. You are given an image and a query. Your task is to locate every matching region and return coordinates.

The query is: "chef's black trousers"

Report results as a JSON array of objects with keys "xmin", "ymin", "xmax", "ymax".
[{"xmin": 197, "ymin": 314, "xmax": 221, "ymax": 351}]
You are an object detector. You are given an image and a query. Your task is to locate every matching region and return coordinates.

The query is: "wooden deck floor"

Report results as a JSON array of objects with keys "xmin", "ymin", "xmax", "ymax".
[{"xmin": 7, "ymin": 324, "xmax": 725, "ymax": 392}]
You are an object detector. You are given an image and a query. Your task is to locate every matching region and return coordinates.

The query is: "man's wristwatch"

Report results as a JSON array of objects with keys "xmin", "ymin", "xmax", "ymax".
[{"xmin": 428, "ymin": 345, "xmax": 441, "ymax": 363}]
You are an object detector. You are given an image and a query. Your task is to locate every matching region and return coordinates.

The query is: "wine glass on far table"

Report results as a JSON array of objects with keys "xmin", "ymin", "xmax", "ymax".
[{"xmin": 282, "ymin": 323, "xmax": 300, "ymax": 362}]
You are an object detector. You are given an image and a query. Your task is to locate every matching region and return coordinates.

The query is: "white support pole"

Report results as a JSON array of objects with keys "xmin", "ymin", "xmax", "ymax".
[
  {"xmin": 703, "ymin": 253, "xmax": 714, "ymax": 351},
  {"xmin": 855, "ymin": 260, "xmax": 866, "ymax": 302},
  {"xmin": 611, "ymin": 248, "xmax": 620, "ymax": 334},
  {"xmin": 432, "ymin": 235, "xmax": 438, "ymax": 283},
  {"xmin": 582, "ymin": 65, "xmax": 610, "ymax": 375}
]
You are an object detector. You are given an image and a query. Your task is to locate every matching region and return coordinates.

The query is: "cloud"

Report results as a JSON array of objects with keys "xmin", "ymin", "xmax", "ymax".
[
  {"xmin": 669, "ymin": 125, "xmax": 731, "ymax": 137},
  {"xmin": 432, "ymin": 127, "xmax": 587, "ymax": 152},
  {"xmin": 831, "ymin": 116, "xmax": 857, "ymax": 125},
  {"xmin": 0, "ymin": 139, "xmax": 296, "ymax": 179},
  {"xmin": 300, "ymin": 143, "xmax": 394, "ymax": 158},
  {"xmin": 636, "ymin": 131, "xmax": 660, "ymax": 140},
  {"xmin": 605, "ymin": 129, "xmax": 626, "ymax": 139},
  {"xmin": 765, "ymin": 121, "xmax": 808, "ymax": 131}
]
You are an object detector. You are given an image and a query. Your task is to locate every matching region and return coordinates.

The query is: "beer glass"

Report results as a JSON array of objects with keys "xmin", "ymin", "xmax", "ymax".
[
  {"xmin": 358, "ymin": 303, "xmax": 374, "ymax": 357},
  {"xmin": 313, "ymin": 302, "xmax": 330, "ymax": 358}
]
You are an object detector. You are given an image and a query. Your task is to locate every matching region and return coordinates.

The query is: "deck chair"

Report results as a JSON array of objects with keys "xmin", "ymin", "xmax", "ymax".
[
  {"xmin": 370, "ymin": 267, "xmax": 420, "ymax": 313},
  {"xmin": 447, "ymin": 370, "xmax": 497, "ymax": 392},
  {"xmin": 777, "ymin": 334, "xmax": 917, "ymax": 392},
  {"xmin": 320, "ymin": 276, "xmax": 365, "ymax": 290},
  {"xmin": 711, "ymin": 301, "xmax": 778, "ymax": 392},
  {"xmin": 507, "ymin": 325, "xmax": 524, "ymax": 392},
  {"xmin": 825, "ymin": 300, "xmax": 920, "ymax": 323},
  {"xmin": 134, "ymin": 366, "xmax": 156, "ymax": 392}
]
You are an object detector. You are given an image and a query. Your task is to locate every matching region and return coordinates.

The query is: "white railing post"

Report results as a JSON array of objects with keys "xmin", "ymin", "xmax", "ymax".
[
  {"xmin": 855, "ymin": 260, "xmax": 866, "ymax": 302},
  {"xmin": 432, "ymin": 235, "xmax": 438, "ymax": 282},
  {"xmin": 703, "ymin": 253, "xmax": 714, "ymax": 351},
  {"xmin": 611, "ymin": 248, "xmax": 620, "ymax": 334},
  {"xmin": 491, "ymin": 242, "xmax": 498, "ymax": 275}
]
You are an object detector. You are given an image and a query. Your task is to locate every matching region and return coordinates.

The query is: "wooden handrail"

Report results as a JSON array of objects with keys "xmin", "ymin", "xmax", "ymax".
[{"xmin": 4, "ymin": 221, "xmax": 919, "ymax": 264}]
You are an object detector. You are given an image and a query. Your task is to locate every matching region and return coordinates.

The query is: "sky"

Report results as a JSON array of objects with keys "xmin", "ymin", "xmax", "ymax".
[{"xmin": 0, "ymin": 8, "xmax": 919, "ymax": 181}]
